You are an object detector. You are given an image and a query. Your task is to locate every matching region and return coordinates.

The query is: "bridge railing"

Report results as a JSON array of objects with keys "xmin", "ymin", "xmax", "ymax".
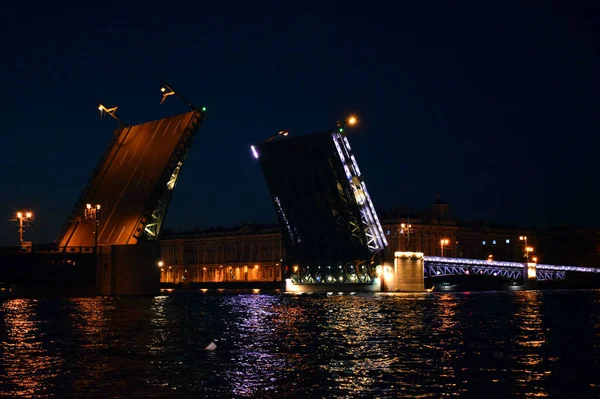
[{"xmin": 423, "ymin": 256, "xmax": 600, "ymax": 274}]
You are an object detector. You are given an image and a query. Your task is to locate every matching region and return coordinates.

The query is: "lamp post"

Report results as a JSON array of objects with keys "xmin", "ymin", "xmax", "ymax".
[
  {"xmin": 16, "ymin": 210, "xmax": 33, "ymax": 245},
  {"xmin": 85, "ymin": 203, "xmax": 101, "ymax": 253},
  {"xmin": 400, "ymin": 221, "xmax": 413, "ymax": 251},
  {"xmin": 440, "ymin": 238, "xmax": 450, "ymax": 257},
  {"xmin": 519, "ymin": 236, "xmax": 531, "ymax": 262}
]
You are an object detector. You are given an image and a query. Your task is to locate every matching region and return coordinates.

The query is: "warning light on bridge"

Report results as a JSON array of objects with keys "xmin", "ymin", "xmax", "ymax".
[
  {"xmin": 202, "ymin": 106, "xmax": 207, "ymax": 112},
  {"xmin": 251, "ymin": 145, "xmax": 259, "ymax": 159},
  {"xmin": 348, "ymin": 116, "xmax": 357, "ymax": 126}
]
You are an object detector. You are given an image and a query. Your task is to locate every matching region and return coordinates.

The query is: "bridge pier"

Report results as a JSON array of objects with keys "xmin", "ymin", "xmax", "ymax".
[
  {"xmin": 96, "ymin": 242, "xmax": 160, "ymax": 295},
  {"xmin": 381, "ymin": 252, "xmax": 425, "ymax": 292},
  {"xmin": 523, "ymin": 261, "xmax": 538, "ymax": 290}
]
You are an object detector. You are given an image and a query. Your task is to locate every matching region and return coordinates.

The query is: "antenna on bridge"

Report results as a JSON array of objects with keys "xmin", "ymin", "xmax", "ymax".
[{"xmin": 159, "ymin": 78, "xmax": 206, "ymax": 113}]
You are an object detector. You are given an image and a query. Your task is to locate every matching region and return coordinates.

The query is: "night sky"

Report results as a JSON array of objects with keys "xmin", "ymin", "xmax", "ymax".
[{"xmin": 1, "ymin": 3, "xmax": 598, "ymax": 245}]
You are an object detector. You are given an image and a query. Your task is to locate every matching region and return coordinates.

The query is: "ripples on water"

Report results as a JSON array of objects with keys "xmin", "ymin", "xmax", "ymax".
[{"xmin": 0, "ymin": 290, "xmax": 599, "ymax": 398}]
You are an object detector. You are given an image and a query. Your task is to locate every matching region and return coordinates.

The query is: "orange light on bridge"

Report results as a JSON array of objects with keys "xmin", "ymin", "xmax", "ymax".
[{"xmin": 347, "ymin": 115, "xmax": 357, "ymax": 126}]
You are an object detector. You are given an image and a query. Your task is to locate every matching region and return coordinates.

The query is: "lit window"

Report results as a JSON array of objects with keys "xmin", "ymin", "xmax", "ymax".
[
  {"xmin": 506, "ymin": 239, "xmax": 510, "ymax": 244},
  {"xmin": 482, "ymin": 241, "xmax": 486, "ymax": 245},
  {"xmin": 386, "ymin": 230, "xmax": 390, "ymax": 235},
  {"xmin": 493, "ymin": 240, "xmax": 496, "ymax": 245}
]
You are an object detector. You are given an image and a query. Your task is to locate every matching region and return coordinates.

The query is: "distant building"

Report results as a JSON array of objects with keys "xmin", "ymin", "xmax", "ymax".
[
  {"xmin": 159, "ymin": 198, "xmax": 550, "ymax": 284},
  {"xmin": 159, "ymin": 224, "xmax": 283, "ymax": 284}
]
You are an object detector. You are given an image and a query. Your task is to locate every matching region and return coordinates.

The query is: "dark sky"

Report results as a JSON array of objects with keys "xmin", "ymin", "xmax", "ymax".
[{"xmin": 1, "ymin": 3, "xmax": 598, "ymax": 245}]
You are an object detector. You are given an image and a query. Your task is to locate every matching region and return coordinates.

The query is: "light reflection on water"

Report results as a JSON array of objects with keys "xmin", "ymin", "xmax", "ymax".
[{"xmin": 0, "ymin": 290, "xmax": 598, "ymax": 398}]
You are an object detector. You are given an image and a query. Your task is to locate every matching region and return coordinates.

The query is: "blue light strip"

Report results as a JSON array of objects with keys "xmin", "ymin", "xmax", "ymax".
[{"xmin": 424, "ymin": 256, "xmax": 600, "ymax": 274}]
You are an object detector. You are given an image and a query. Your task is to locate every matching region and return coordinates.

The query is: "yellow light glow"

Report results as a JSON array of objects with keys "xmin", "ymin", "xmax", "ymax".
[
  {"xmin": 440, "ymin": 238, "xmax": 449, "ymax": 245},
  {"xmin": 348, "ymin": 116, "xmax": 357, "ymax": 125},
  {"xmin": 98, "ymin": 105, "xmax": 103, "ymax": 111},
  {"xmin": 26, "ymin": 212, "xmax": 32, "ymax": 218},
  {"xmin": 401, "ymin": 223, "xmax": 405, "ymax": 228},
  {"xmin": 86, "ymin": 203, "xmax": 91, "ymax": 209},
  {"xmin": 532, "ymin": 257, "xmax": 538, "ymax": 263},
  {"xmin": 17, "ymin": 212, "xmax": 22, "ymax": 218},
  {"xmin": 96, "ymin": 204, "xmax": 101, "ymax": 210},
  {"xmin": 161, "ymin": 87, "xmax": 166, "ymax": 93},
  {"xmin": 157, "ymin": 261, "xmax": 164, "ymax": 267},
  {"xmin": 519, "ymin": 236, "xmax": 526, "ymax": 240}
]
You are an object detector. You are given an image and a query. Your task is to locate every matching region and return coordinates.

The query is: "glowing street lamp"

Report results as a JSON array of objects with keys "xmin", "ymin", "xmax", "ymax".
[
  {"xmin": 264, "ymin": 130, "xmax": 289, "ymax": 143},
  {"xmin": 440, "ymin": 238, "xmax": 450, "ymax": 257},
  {"xmin": 347, "ymin": 115, "xmax": 357, "ymax": 126},
  {"xmin": 85, "ymin": 203, "xmax": 101, "ymax": 253},
  {"xmin": 98, "ymin": 104, "xmax": 121, "ymax": 123},
  {"xmin": 520, "ymin": 236, "xmax": 531, "ymax": 262},
  {"xmin": 16, "ymin": 210, "xmax": 33, "ymax": 245},
  {"xmin": 400, "ymin": 221, "xmax": 413, "ymax": 251},
  {"xmin": 157, "ymin": 261, "xmax": 164, "ymax": 267}
]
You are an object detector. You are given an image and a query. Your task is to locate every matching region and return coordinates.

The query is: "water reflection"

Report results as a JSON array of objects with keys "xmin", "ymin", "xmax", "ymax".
[
  {"xmin": 0, "ymin": 291, "xmax": 597, "ymax": 398},
  {"xmin": 221, "ymin": 295, "xmax": 290, "ymax": 397},
  {"xmin": 513, "ymin": 291, "xmax": 549, "ymax": 397},
  {"xmin": 0, "ymin": 299, "xmax": 61, "ymax": 397}
]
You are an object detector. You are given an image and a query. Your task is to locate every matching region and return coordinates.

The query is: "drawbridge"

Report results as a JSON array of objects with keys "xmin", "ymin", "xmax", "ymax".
[
  {"xmin": 56, "ymin": 110, "xmax": 205, "ymax": 251},
  {"xmin": 252, "ymin": 124, "xmax": 387, "ymax": 285}
]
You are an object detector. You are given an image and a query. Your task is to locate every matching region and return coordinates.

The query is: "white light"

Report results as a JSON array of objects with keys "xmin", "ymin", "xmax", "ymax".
[
  {"xmin": 482, "ymin": 241, "xmax": 486, "ymax": 245},
  {"xmin": 492, "ymin": 240, "xmax": 496, "ymax": 245},
  {"xmin": 250, "ymin": 145, "xmax": 259, "ymax": 159},
  {"xmin": 506, "ymin": 239, "xmax": 510, "ymax": 244}
]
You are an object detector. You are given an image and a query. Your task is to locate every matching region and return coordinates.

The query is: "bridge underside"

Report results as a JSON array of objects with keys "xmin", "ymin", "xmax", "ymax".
[
  {"xmin": 253, "ymin": 130, "xmax": 387, "ymax": 285},
  {"xmin": 56, "ymin": 110, "xmax": 204, "ymax": 251}
]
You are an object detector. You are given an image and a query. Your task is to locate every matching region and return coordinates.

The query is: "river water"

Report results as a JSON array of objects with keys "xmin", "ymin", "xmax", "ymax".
[{"xmin": 0, "ymin": 290, "xmax": 598, "ymax": 398}]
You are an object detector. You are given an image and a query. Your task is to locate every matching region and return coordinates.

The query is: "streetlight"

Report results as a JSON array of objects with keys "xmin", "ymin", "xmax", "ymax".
[
  {"xmin": 519, "ymin": 236, "xmax": 530, "ymax": 262},
  {"xmin": 400, "ymin": 221, "xmax": 413, "ymax": 251},
  {"xmin": 264, "ymin": 130, "xmax": 289, "ymax": 143},
  {"xmin": 85, "ymin": 203, "xmax": 101, "ymax": 253},
  {"xmin": 16, "ymin": 210, "xmax": 33, "ymax": 245},
  {"xmin": 157, "ymin": 261, "xmax": 164, "ymax": 267},
  {"xmin": 526, "ymin": 246, "xmax": 534, "ymax": 262},
  {"xmin": 440, "ymin": 238, "xmax": 450, "ymax": 257},
  {"xmin": 347, "ymin": 115, "xmax": 357, "ymax": 126}
]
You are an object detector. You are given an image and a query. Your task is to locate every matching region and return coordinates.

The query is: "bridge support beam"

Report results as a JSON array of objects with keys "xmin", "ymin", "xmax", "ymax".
[
  {"xmin": 96, "ymin": 242, "xmax": 160, "ymax": 295},
  {"xmin": 381, "ymin": 252, "xmax": 425, "ymax": 292},
  {"xmin": 523, "ymin": 262, "xmax": 538, "ymax": 290}
]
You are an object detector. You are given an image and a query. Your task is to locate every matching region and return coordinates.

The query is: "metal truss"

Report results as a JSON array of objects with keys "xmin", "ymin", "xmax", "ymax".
[
  {"xmin": 290, "ymin": 260, "xmax": 376, "ymax": 285},
  {"xmin": 425, "ymin": 262, "xmax": 569, "ymax": 281},
  {"xmin": 143, "ymin": 161, "xmax": 183, "ymax": 238},
  {"xmin": 424, "ymin": 256, "xmax": 600, "ymax": 274},
  {"xmin": 331, "ymin": 132, "xmax": 387, "ymax": 253},
  {"xmin": 138, "ymin": 112, "xmax": 204, "ymax": 241}
]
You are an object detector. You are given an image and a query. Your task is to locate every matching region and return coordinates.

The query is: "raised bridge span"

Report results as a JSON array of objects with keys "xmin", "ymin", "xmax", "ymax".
[{"xmin": 56, "ymin": 110, "xmax": 204, "ymax": 250}]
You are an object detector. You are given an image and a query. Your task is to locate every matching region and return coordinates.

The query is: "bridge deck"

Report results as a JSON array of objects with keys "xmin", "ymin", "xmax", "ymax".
[
  {"xmin": 424, "ymin": 256, "xmax": 600, "ymax": 274},
  {"xmin": 57, "ymin": 111, "xmax": 199, "ymax": 249}
]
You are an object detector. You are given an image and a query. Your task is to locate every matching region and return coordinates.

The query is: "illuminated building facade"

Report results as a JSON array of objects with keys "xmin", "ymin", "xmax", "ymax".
[
  {"xmin": 159, "ymin": 200, "xmax": 544, "ymax": 284},
  {"xmin": 159, "ymin": 224, "xmax": 283, "ymax": 283}
]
